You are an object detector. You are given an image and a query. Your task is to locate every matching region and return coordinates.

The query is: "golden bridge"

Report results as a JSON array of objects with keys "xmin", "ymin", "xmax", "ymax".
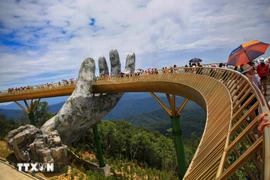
[{"xmin": 0, "ymin": 66, "xmax": 269, "ymax": 180}]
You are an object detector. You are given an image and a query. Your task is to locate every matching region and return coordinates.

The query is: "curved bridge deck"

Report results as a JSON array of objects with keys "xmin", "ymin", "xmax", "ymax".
[{"xmin": 0, "ymin": 67, "xmax": 269, "ymax": 179}]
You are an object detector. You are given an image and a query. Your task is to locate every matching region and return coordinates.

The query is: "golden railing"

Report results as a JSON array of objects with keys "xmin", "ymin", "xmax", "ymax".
[
  {"xmin": 0, "ymin": 67, "xmax": 269, "ymax": 179},
  {"xmin": 93, "ymin": 67, "xmax": 269, "ymax": 180},
  {"xmin": 0, "ymin": 83, "xmax": 76, "ymax": 102}
]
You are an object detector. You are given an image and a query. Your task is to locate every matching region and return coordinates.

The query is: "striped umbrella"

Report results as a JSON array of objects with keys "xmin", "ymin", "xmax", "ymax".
[{"xmin": 227, "ymin": 40, "xmax": 269, "ymax": 66}]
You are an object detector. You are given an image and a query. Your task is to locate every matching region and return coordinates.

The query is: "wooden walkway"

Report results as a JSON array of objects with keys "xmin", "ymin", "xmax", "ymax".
[
  {"xmin": 0, "ymin": 161, "xmax": 38, "ymax": 180},
  {"xmin": 264, "ymin": 84, "xmax": 270, "ymax": 103}
]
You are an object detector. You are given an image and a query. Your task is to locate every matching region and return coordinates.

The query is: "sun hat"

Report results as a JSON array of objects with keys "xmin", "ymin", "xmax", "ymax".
[
  {"xmin": 242, "ymin": 64, "xmax": 253, "ymax": 74},
  {"xmin": 259, "ymin": 57, "xmax": 265, "ymax": 62}
]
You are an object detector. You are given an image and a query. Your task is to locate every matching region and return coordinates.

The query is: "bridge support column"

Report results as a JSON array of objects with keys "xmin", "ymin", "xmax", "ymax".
[
  {"xmin": 14, "ymin": 99, "xmax": 40, "ymax": 126},
  {"xmin": 171, "ymin": 115, "xmax": 186, "ymax": 180},
  {"xmin": 150, "ymin": 92, "xmax": 189, "ymax": 179},
  {"xmin": 28, "ymin": 112, "xmax": 36, "ymax": 126},
  {"xmin": 93, "ymin": 124, "xmax": 106, "ymax": 168}
]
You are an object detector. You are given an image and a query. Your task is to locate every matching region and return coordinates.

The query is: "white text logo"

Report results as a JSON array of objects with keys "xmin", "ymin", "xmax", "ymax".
[{"xmin": 17, "ymin": 163, "xmax": 54, "ymax": 172}]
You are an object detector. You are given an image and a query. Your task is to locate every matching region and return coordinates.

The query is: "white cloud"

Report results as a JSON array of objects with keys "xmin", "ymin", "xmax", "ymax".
[
  {"xmin": 265, "ymin": 6, "xmax": 270, "ymax": 18},
  {"xmin": 0, "ymin": 0, "xmax": 270, "ymax": 90}
]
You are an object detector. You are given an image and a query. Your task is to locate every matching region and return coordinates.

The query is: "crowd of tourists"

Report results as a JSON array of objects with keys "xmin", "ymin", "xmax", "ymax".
[
  {"xmin": 3, "ymin": 57, "xmax": 270, "ymax": 96},
  {"xmin": 7, "ymin": 85, "xmax": 34, "ymax": 93},
  {"xmin": 3, "ymin": 78, "xmax": 77, "ymax": 94},
  {"xmin": 235, "ymin": 57, "xmax": 270, "ymax": 96}
]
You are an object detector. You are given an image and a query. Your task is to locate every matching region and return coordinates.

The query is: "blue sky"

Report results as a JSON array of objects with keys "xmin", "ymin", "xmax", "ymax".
[{"xmin": 0, "ymin": 0, "xmax": 270, "ymax": 91}]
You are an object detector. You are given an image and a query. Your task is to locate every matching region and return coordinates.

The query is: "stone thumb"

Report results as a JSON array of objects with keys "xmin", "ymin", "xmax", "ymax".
[{"xmin": 74, "ymin": 58, "xmax": 96, "ymax": 95}]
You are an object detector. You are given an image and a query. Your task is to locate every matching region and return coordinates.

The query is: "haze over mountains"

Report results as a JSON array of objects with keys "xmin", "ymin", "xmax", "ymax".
[
  {"xmin": 0, "ymin": 96, "xmax": 70, "ymax": 110},
  {"xmin": 0, "ymin": 93, "xmax": 206, "ymax": 138}
]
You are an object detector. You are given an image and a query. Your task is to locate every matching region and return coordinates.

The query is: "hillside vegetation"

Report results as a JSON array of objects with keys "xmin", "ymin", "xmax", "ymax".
[
  {"xmin": 0, "ymin": 95, "xmax": 204, "ymax": 179},
  {"xmin": 0, "ymin": 116, "xmax": 200, "ymax": 179},
  {"xmin": 0, "ymin": 94, "xmax": 206, "ymax": 138}
]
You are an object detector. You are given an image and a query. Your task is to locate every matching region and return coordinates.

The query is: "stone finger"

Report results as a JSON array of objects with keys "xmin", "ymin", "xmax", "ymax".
[
  {"xmin": 109, "ymin": 49, "xmax": 121, "ymax": 76},
  {"xmin": 74, "ymin": 58, "xmax": 95, "ymax": 95},
  {"xmin": 124, "ymin": 52, "xmax": 136, "ymax": 74},
  {"xmin": 98, "ymin": 56, "xmax": 109, "ymax": 76}
]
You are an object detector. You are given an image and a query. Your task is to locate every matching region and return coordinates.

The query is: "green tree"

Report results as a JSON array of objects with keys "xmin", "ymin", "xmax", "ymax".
[
  {"xmin": 74, "ymin": 119, "xmax": 198, "ymax": 177},
  {"xmin": 184, "ymin": 132, "xmax": 201, "ymax": 164},
  {"xmin": 0, "ymin": 115, "xmax": 18, "ymax": 140},
  {"xmin": 15, "ymin": 101, "xmax": 54, "ymax": 127},
  {"xmin": 17, "ymin": 113, "xmax": 29, "ymax": 125},
  {"xmin": 32, "ymin": 101, "xmax": 54, "ymax": 127}
]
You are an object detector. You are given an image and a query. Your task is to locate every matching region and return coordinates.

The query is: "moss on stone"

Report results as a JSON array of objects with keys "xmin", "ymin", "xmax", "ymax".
[
  {"xmin": 66, "ymin": 99, "xmax": 71, "ymax": 104},
  {"xmin": 81, "ymin": 106, "xmax": 87, "ymax": 111},
  {"xmin": 55, "ymin": 120, "xmax": 61, "ymax": 127}
]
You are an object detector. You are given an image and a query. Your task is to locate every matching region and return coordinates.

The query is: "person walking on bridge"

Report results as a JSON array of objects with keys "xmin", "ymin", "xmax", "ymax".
[{"xmin": 257, "ymin": 58, "xmax": 269, "ymax": 95}]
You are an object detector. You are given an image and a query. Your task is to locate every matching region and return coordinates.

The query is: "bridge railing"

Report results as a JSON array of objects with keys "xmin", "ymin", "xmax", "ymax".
[
  {"xmin": 0, "ymin": 66, "xmax": 269, "ymax": 179},
  {"xmin": 94, "ymin": 67, "xmax": 269, "ymax": 179},
  {"xmin": 0, "ymin": 82, "xmax": 76, "ymax": 96}
]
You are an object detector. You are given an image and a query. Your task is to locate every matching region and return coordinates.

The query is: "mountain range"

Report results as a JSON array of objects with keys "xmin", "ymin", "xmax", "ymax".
[{"xmin": 0, "ymin": 93, "xmax": 206, "ymax": 138}]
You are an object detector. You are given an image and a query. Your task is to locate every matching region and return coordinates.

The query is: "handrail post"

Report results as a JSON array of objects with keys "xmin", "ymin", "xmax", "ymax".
[
  {"xmin": 264, "ymin": 118, "xmax": 270, "ymax": 180},
  {"xmin": 171, "ymin": 115, "xmax": 187, "ymax": 179}
]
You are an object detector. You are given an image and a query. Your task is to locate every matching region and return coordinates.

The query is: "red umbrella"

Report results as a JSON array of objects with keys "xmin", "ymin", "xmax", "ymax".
[{"xmin": 227, "ymin": 40, "xmax": 269, "ymax": 66}]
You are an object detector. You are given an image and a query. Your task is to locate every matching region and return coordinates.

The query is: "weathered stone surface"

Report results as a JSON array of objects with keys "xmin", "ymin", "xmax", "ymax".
[
  {"xmin": 5, "ymin": 49, "xmax": 136, "ymax": 167},
  {"xmin": 125, "ymin": 53, "xmax": 136, "ymax": 74},
  {"xmin": 98, "ymin": 56, "xmax": 109, "ymax": 75},
  {"xmin": 41, "ymin": 49, "xmax": 135, "ymax": 145},
  {"xmin": 109, "ymin": 49, "xmax": 121, "ymax": 76},
  {"xmin": 5, "ymin": 125, "xmax": 41, "ymax": 162},
  {"xmin": 51, "ymin": 145, "xmax": 68, "ymax": 166},
  {"xmin": 5, "ymin": 125, "xmax": 68, "ymax": 166}
]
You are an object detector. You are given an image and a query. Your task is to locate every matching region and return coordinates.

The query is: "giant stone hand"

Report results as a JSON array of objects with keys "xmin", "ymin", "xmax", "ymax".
[{"xmin": 41, "ymin": 49, "xmax": 135, "ymax": 145}]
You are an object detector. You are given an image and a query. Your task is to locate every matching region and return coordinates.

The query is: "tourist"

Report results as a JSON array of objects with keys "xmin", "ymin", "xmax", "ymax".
[
  {"xmin": 218, "ymin": 63, "xmax": 223, "ymax": 68},
  {"xmin": 257, "ymin": 112, "xmax": 270, "ymax": 136},
  {"xmin": 257, "ymin": 58, "xmax": 268, "ymax": 95},
  {"xmin": 238, "ymin": 64, "xmax": 244, "ymax": 73},
  {"xmin": 248, "ymin": 62, "xmax": 262, "ymax": 93},
  {"xmin": 173, "ymin": 64, "xmax": 177, "ymax": 73},
  {"xmin": 242, "ymin": 64, "xmax": 259, "ymax": 118}
]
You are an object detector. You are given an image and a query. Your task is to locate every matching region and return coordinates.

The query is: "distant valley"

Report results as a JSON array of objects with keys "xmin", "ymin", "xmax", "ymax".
[{"xmin": 0, "ymin": 93, "xmax": 206, "ymax": 138}]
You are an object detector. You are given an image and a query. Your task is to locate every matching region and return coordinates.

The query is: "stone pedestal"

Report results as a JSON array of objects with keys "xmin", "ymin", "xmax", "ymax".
[{"xmin": 97, "ymin": 165, "xmax": 110, "ymax": 177}]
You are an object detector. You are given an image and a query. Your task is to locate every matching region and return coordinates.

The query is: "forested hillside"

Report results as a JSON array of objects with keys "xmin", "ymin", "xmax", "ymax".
[
  {"xmin": 0, "ymin": 109, "xmax": 24, "ymax": 119},
  {"xmin": 71, "ymin": 120, "xmax": 201, "ymax": 179},
  {"xmin": 0, "ymin": 93, "xmax": 206, "ymax": 139},
  {"xmin": 123, "ymin": 107, "xmax": 205, "ymax": 139},
  {"xmin": 0, "ymin": 98, "xmax": 202, "ymax": 179}
]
